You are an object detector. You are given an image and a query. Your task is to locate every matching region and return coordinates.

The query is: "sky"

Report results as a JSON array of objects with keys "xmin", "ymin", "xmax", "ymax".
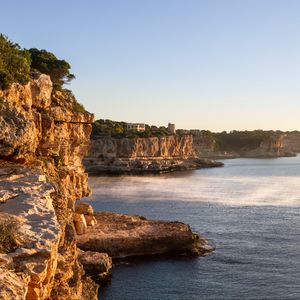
[{"xmin": 1, "ymin": 0, "xmax": 300, "ymax": 131}]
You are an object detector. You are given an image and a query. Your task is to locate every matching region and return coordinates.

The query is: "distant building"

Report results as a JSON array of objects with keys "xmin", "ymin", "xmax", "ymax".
[
  {"xmin": 126, "ymin": 123, "xmax": 146, "ymax": 132},
  {"xmin": 167, "ymin": 123, "xmax": 176, "ymax": 134}
]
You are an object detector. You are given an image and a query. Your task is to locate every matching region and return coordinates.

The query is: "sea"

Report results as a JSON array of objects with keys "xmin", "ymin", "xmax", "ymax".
[{"xmin": 85, "ymin": 155, "xmax": 300, "ymax": 300}]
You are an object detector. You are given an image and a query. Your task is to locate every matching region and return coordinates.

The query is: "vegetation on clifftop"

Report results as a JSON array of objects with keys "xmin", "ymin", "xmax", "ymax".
[
  {"xmin": 0, "ymin": 34, "xmax": 31, "ymax": 89},
  {"xmin": 92, "ymin": 119, "xmax": 172, "ymax": 139},
  {"xmin": 29, "ymin": 48, "xmax": 75, "ymax": 90},
  {"xmin": 213, "ymin": 130, "xmax": 275, "ymax": 151},
  {"xmin": 0, "ymin": 33, "xmax": 86, "ymax": 112},
  {"xmin": 0, "ymin": 33, "xmax": 75, "ymax": 90}
]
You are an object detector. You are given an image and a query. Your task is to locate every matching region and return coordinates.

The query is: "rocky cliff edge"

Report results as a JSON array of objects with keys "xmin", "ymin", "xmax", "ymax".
[{"xmin": 0, "ymin": 75, "xmax": 95, "ymax": 300}]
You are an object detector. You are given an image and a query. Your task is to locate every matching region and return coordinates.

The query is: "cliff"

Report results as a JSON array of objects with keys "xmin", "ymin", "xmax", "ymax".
[
  {"xmin": 0, "ymin": 75, "xmax": 95, "ymax": 299},
  {"xmin": 192, "ymin": 131, "xmax": 297, "ymax": 159},
  {"xmin": 192, "ymin": 131, "xmax": 217, "ymax": 158},
  {"xmin": 88, "ymin": 135, "xmax": 196, "ymax": 158},
  {"xmin": 85, "ymin": 135, "xmax": 222, "ymax": 174},
  {"xmin": 282, "ymin": 132, "xmax": 300, "ymax": 153}
]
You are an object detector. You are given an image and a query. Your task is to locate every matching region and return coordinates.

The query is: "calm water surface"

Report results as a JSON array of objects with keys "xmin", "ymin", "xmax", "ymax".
[{"xmin": 85, "ymin": 156, "xmax": 300, "ymax": 300}]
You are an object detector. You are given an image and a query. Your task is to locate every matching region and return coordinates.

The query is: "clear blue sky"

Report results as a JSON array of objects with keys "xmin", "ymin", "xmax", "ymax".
[{"xmin": 1, "ymin": 0, "xmax": 300, "ymax": 131}]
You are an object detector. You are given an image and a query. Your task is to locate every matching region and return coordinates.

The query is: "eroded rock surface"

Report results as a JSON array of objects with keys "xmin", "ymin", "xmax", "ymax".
[
  {"xmin": 0, "ymin": 75, "xmax": 94, "ymax": 299},
  {"xmin": 77, "ymin": 211, "xmax": 214, "ymax": 259},
  {"xmin": 84, "ymin": 135, "xmax": 223, "ymax": 174},
  {"xmin": 78, "ymin": 249, "xmax": 112, "ymax": 281},
  {"xmin": 0, "ymin": 166, "xmax": 60, "ymax": 300}
]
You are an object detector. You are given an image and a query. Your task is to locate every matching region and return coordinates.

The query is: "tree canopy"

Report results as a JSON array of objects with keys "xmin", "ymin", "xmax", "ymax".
[
  {"xmin": 0, "ymin": 34, "xmax": 31, "ymax": 89},
  {"xmin": 92, "ymin": 119, "xmax": 173, "ymax": 139},
  {"xmin": 0, "ymin": 33, "xmax": 75, "ymax": 90},
  {"xmin": 29, "ymin": 48, "xmax": 75, "ymax": 89},
  {"xmin": 213, "ymin": 130, "xmax": 275, "ymax": 151}
]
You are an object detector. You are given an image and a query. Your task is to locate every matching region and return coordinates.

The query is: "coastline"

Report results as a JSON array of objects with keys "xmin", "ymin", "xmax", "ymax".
[
  {"xmin": 84, "ymin": 157, "xmax": 224, "ymax": 176},
  {"xmin": 73, "ymin": 205, "xmax": 214, "ymax": 287}
]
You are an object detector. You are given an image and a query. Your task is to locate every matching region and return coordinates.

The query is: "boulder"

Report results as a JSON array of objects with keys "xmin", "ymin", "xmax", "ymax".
[
  {"xmin": 73, "ymin": 213, "xmax": 87, "ymax": 235},
  {"xmin": 84, "ymin": 215, "xmax": 97, "ymax": 227},
  {"xmin": 75, "ymin": 203, "xmax": 94, "ymax": 215},
  {"xmin": 78, "ymin": 250, "xmax": 112, "ymax": 281}
]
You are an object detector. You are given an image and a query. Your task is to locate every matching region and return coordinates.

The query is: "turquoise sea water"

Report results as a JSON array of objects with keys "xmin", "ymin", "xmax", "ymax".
[{"xmin": 85, "ymin": 156, "xmax": 300, "ymax": 300}]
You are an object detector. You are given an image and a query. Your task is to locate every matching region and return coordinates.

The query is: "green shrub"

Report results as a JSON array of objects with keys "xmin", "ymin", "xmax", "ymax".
[
  {"xmin": 0, "ymin": 218, "xmax": 22, "ymax": 253},
  {"xmin": 64, "ymin": 89, "xmax": 86, "ymax": 113},
  {"xmin": 73, "ymin": 99, "xmax": 86, "ymax": 113},
  {"xmin": 0, "ymin": 34, "xmax": 31, "ymax": 89}
]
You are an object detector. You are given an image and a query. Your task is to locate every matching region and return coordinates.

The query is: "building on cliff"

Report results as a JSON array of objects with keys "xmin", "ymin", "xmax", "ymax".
[{"xmin": 126, "ymin": 123, "xmax": 146, "ymax": 132}]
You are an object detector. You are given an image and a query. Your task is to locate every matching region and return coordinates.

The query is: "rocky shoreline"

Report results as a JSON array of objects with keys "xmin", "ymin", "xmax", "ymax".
[
  {"xmin": 73, "ymin": 203, "xmax": 214, "ymax": 285},
  {"xmin": 0, "ymin": 73, "xmax": 215, "ymax": 299},
  {"xmin": 85, "ymin": 157, "xmax": 224, "ymax": 175}
]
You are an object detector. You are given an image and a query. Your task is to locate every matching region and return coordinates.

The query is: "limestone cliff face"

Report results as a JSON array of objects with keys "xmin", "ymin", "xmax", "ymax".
[
  {"xmin": 192, "ymin": 131, "xmax": 297, "ymax": 159},
  {"xmin": 239, "ymin": 134, "xmax": 295, "ymax": 158},
  {"xmin": 89, "ymin": 135, "xmax": 196, "ymax": 159},
  {"xmin": 0, "ymin": 75, "xmax": 94, "ymax": 299},
  {"xmin": 84, "ymin": 135, "xmax": 201, "ymax": 174},
  {"xmin": 192, "ymin": 132, "xmax": 216, "ymax": 158}
]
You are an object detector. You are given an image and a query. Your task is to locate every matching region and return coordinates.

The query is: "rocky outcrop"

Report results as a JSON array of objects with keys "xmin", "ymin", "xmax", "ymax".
[
  {"xmin": 84, "ymin": 135, "xmax": 222, "ymax": 174},
  {"xmin": 192, "ymin": 131, "xmax": 297, "ymax": 159},
  {"xmin": 0, "ymin": 75, "xmax": 94, "ymax": 299},
  {"xmin": 88, "ymin": 135, "xmax": 195, "ymax": 158},
  {"xmin": 192, "ymin": 131, "xmax": 217, "ymax": 158},
  {"xmin": 243, "ymin": 134, "xmax": 292, "ymax": 158},
  {"xmin": 78, "ymin": 250, "xmax": 112, "ymax": 282},
  {"xmin": 77, "ymin": 211, "xmax": 214, "ymax": 259},
  {"xmin": 0, "ymin": 166, "xmax": 60, "ymax": 300},
  {"xmin": 282, "ymin": 132, "xmax": 300, "ymax": 153}
]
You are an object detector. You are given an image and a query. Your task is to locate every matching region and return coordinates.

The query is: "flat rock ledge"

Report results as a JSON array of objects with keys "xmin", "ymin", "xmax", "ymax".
[{"xmin": 77, "ymin": 211, "xmax": 214, "ymax": 259}]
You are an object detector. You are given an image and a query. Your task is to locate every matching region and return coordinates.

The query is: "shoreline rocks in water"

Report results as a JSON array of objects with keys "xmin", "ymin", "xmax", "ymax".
[
  {"xmin": 84, "ymin": 157, "xmax": 224, "ymax": 175},
  {"xmin": 78, "ymin": 249, "xmax": 112, "ymax": 282},
  {"xmin": 76, "ymin": 210, "xmax": 215, "ymax": 259}
]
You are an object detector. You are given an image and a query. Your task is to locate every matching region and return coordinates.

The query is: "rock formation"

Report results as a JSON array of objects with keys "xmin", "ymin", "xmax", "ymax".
[
  {"xmin": 0, "ymin": 75, "xmax": 217, "ymax": 299},
  {"xmin": 282, "ymin": 132, "xmax": 300, "ymax": 153},
  {"xmin": 84, "ymin": 135, "xmax": 223, "ymax": 174},
  {"xmin": 192, "ymin": 131, "xmax": 298, "ymax": 159},
  {"xmin": 77, "ymin": 211, "xmax": 214, "ymax": 259},
  {"xmin": 0, "ymin": 75, "xmax": 94, "ymax": 299}
]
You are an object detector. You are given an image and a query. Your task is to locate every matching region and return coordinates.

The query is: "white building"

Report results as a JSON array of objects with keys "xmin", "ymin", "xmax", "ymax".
[{"xmin": 126, "ymin": 123, "xmax": 146, "ymax": 132}]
